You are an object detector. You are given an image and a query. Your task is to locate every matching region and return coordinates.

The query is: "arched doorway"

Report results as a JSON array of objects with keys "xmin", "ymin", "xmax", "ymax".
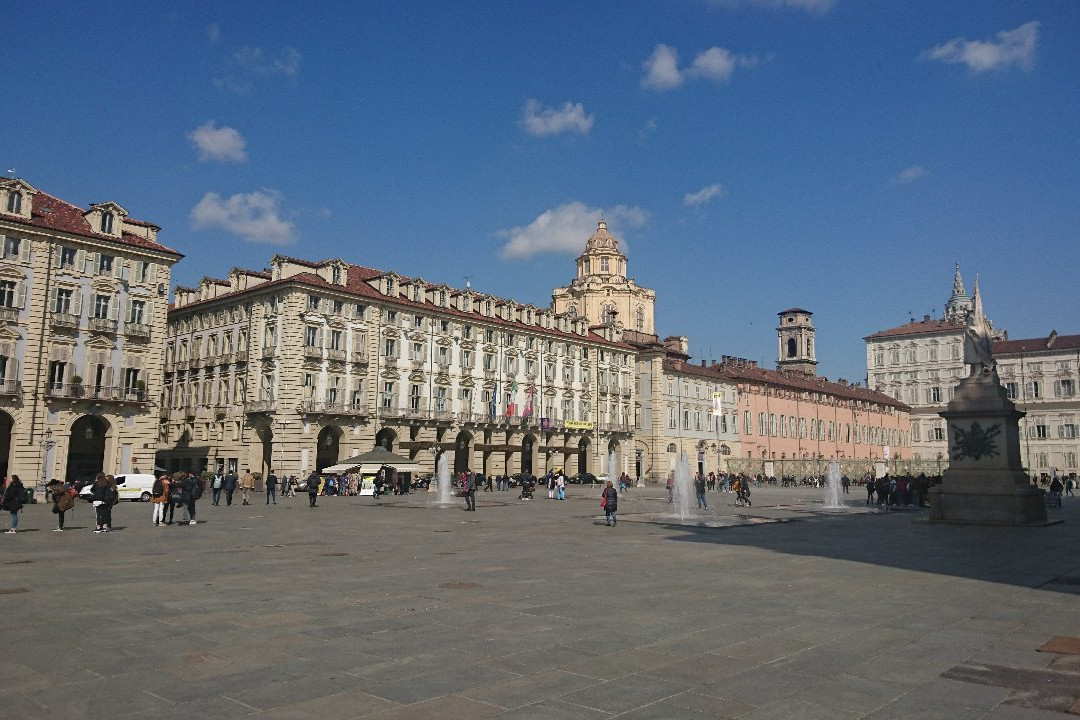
[
  {"xmin": 375, "ymin": 428, "xmax": 395, "ymax": 451},
  {"xmin": 453, "ymin": 430, "xmax": 472, "ymax": 475},
  {"xmin": 316, "ymin": 426, "xmax": 342, "ymax": 473},
  {"xmin": 255, "ymin": 426, "xmax": 273, "ymax": 478},
  {"xmin": 521, "ymin": 435, "xmax": 535, "ymax": 475},
  {"xmin": 0, "ymin": 411, "xmax": 11, "ymax": 478},
  {"xmin": 66, "ymin": 415, "xmax": 108, "ymax": 484},
  {"xmin": 578, "ymin": 437, "xmax": 589, "ymax": 475}
]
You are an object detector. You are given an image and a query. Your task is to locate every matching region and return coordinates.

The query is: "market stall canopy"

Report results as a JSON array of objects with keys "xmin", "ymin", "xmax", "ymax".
[{"xmin": 321, "ymin": 446, "xmax": 423, "ymax": 475}]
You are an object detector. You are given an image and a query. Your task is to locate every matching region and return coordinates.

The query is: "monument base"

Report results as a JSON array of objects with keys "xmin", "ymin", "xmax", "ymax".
[
  {"xmin": 928, "ymin": 482, "xmax": 1047, "ymax": 525},
  {"xmin": 929, "ymin": 366, "xmax": 1050, "ymax": 526}
]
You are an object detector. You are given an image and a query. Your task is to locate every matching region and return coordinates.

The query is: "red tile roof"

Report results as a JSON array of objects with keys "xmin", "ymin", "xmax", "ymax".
[
  {"xmin": 662, "ymin": 357, "xmax": 907, "ymax": 410},
  {"xmin": 171, "ymin": 264, "xmax": 633, "ymax": 349},
  {"xmin": 994, "ymin": 333, "xmax": 1080, "ymax": 356},
  {"xmin": 864, "ymin": 318, "xmax": 963, "ymax": 340},
  {"xmin": 0, "ymin": 190, "xmax": 181, "ymax": 256}
]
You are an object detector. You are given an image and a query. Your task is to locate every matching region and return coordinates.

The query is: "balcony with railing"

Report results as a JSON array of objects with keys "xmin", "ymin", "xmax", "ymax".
[
  {"xmin": 0, "ymin": 306, "xmax": 19, "ymax": 323},
  {"xmin": 46, "ymin": 383, "xmax": 147, "ymax": 403},
  {"xmin": 302, "ymin": 399, "xmax": 368, "ymax": 416},
  {"xmin": 51, "ymin": 312, "xmax": 79, "ymax": 330},
  {"xmin": 327, "ymin": 348, "xmax": 347, "ymax": 362},
  {"xmin": 0, "ymin": 379, "xmax": 20, "ymax": 396},
  {"xmin": 126, "ymin": 323, "xmax": 151, "ymax": 339},
  {"xmin": 410, "ymin": 357, "xmax": 426, "ymax": 370},
  {"xmin": 303, "ymin": 346, "xmax": 323, "ymax": 360},
  {"xmin": 244, "ymin": 399, "xmax": 276, "ymax": 413},
  {"xmin": 352, "ymin": 351, "xmax": 369, "ymax": 366},
  {"xmin": 262, "ymin": 345, "xmax": 278, "ymax": 359},
  {"xmin": 234, "ymin": 349, "xmax": 249, "ymax": 363},
  {"xmin": 88, "ymin": 317, "xmax": 118, "ymax": 334}
]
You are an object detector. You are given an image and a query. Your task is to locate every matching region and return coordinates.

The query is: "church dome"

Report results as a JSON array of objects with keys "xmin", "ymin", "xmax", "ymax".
[{"xmin": 581, "ymin": 220, "xmax": 622, "ymax": 256}]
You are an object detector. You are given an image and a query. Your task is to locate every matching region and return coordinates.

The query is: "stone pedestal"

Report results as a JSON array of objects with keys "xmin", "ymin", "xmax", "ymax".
[{"xmin": 929, "ymin": 368, "xmax": 1047, "ymax": 525}]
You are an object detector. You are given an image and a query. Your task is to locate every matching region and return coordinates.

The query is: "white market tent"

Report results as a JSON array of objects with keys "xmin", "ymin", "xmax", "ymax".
[{"xmin": 321, "ymin": 446, "xmax": 422, "ymax": 475}]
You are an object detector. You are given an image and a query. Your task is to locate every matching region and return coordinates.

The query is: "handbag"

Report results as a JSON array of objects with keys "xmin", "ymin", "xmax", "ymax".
[{"xmin": 600, "ymin": 496, "xmax": 607, "ymax": 508}]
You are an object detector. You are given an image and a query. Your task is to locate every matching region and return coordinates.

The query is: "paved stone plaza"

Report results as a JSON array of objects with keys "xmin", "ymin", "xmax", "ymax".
[{"xmin": 1, "ymin": 486, "xmax": 1078, "ymax": 720}]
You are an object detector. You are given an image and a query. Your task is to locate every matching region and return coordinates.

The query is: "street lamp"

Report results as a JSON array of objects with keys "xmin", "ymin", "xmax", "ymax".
[
  {"xmin": 276, "ymin": 419, "xmax": 289, "ymax": 484},
  {"xmin": 40, "ymin": 429, "xmax": 56, "ymax": 499}
]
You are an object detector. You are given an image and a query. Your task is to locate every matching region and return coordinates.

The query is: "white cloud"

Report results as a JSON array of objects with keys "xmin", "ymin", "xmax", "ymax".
[
  {"xmin": 921, "ymin": 21, "xmax": 1039, "ymax": 73},
  {"xmin": 638, "ymin": 118, "xmax": 658, "ymax": 143},
  {"xmin": 521, "ymin": 99, "xmax": 595, "ymax": 136},
  {"xmin": 893, "ymin": 166, "xmax": 927, "ymax": 185},
  {"xmin": 191, "ymin": 190, "xmax": 296, "ymax": 245},
  {"xmin": 641, "ymin": 44, "xmax": 683, "ymax": 89},
  {"xmin": 710, "ymin": 0, "xmax": 835, "ymax": 12},
  {"xmin": 642, "ymin": 44, "xmax": 758, "ymax": 89},
  {"xmin": 214, "ymin": 46, "xmax": 302, "ymax": 93},
  {"xmin": 188, "ymin": 121, "xmax": 248, "ymax": 163},
  {"xmin": 683, "ymin": 183, "xmax": 725, "ymax": 207},
  {"xmin": 497, "ymin": 202, "xmax": 647, "ymax": 259}
]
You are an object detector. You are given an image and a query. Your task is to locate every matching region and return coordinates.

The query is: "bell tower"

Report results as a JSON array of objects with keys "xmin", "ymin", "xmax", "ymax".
[{"xmin": 776, "ymin": 308, "xmax": 817, "ymax": 376}]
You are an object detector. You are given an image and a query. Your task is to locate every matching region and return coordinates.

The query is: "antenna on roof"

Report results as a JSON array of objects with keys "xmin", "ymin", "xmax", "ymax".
[{"xmin": 463, "ymin": 276, "xmax": 472, "ymax": 290}]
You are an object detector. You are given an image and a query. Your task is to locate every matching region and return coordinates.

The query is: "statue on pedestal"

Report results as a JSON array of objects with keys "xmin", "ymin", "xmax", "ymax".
[{"xmin": 962, "ymin": 275, "xmax": 995, "ymax": 377}]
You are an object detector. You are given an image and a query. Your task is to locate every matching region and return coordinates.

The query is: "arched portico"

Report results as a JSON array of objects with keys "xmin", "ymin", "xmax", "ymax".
[
  {"xmin": 521, "ymin": 434, "xmax": 535, "ymax": 475},
  {"xmin": 0, "ymin": 411, "xmax": 11, "ymax": 478},
  {"xmin": 316, "ymin": 425, "xmax": 342, "ymax": 473},
  {"xmin": 375, "ymin": 428, "xmax": 396, "ymax": 451},
  {"xmin": 65, "ymin": 415, "xmax": 109, "ymax": 484},
  {"xmin": 453, "ymin": 430, "xmax": 472, "ymax": 475},
  {"xmin": 578, "ymin": 436, "xmax": 589, "ymax": 475}
]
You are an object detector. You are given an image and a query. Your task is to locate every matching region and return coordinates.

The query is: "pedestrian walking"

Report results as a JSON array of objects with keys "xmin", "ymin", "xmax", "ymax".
[
  {"xmin": 185, "ymin": 474, "xmax": 202, "ymax": 525},
  {"xmin": 151, "ymin": 474, "xmax": 168, "ymax": 526},
  {"xmin": 211, "ymin": 472, "xmax": 223, "ymax": 505},
  {"xmin": 49, "ymin": 479, "xmax": 76, "ymax": 531},
  {"xmin": 223, "ymin": 470, "xmax": 237, "ymax": 506},
  {"xmin": 464, "ymin": 471, "xmax": 476, "ymax": 511},
  {"xmin": 89, "ymin": 473, "xmax": 117, "ymax": 533},
  {"xmin": 694, "ymin": 473, "xmax": 708, "ymax": 509},
  {"xmin": 240, "ymin": 470, "xmax": 254, "ymax": 505},
  {"xmin": 266, "ymin": 471, "xmax": 278, "ymax": 505},
  {"xmin": 666, "ymin": 473, "xmax": 675, "ymax": 504},
  {"xmin": 306, "ymin": 472, "xmax": 320, "ymax": 507},
  {"xmin": 3, "ymin": 475, "xmax": 27, "ymax": 533},
  {"xmin": 601, "ymin": 480, "xmax": 618, "ymax": 526}
]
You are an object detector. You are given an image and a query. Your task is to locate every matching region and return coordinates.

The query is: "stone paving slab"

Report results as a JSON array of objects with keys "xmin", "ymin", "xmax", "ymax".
[{"xmin": 0, "ymin": 485, "xmax": 1077, "ymax": 719}]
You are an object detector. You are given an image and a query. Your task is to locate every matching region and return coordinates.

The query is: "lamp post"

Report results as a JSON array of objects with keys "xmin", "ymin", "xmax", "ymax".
[
  {"xmin": 40, "ymin": 429, "xmax": 56, "ymax": 498},
  {"xmin": 276, "ymin": 419, "xmax": 289, "ymax": 484}
]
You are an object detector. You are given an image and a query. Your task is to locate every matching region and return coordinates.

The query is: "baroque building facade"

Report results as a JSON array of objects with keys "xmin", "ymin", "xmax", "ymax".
[
  {"xmin": 158, "ymin": 250, "xmax": 637, "ymax": 481},
  {"xmin": 0, "ymin": 179, "xmax": 180, "ymax": 488},
  {"xmin": 865, "ymin": 266, "xmax": 1079, "ymax": 475}
]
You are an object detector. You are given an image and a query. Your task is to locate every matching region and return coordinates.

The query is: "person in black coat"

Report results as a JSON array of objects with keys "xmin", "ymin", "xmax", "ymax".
[
  {"xmin": 223, "ymin": 471, "xmax": 238, "ymax": 506},
  {"xmin": 89, "ymin": 473, "xmax": 117, "ymax": 533},
  {"xmin": 463, "ymin": 472, "xmax": 476, "ymax": 511},
  {"xmin": 306, "ymin": 473, "xmax": 320, "ymax": 507},
  {"xmin": 3, "ymin": 475, "xmax": 26, "ymax": 533}
]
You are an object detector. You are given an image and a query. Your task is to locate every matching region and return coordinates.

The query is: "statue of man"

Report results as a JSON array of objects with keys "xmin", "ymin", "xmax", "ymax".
[{"xmin": 963, "ymin": 275, "xmax": 994, "ymax": 375}]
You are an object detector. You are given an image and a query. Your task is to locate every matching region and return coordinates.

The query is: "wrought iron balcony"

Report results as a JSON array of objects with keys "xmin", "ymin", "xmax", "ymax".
[
  {"xmin": 262, "ymin": 345, "xmax": 278, "ymax": 359},
  {"xmin": 0, "ymin": 306, "xmax": 19, "ymax": 323},
  {"xmin": 301, "ymin": 399, "xmax": 368, "ymax": 416},
  {"xmin": 303, "ymin": 346, "xmax": 323, "ymax": 360},
  {"xmin": 0, "ymin": 379, "xmax": 20, "ymax": 396},
  {"xmin": 244, "ymin": 399, "xmax": 276, "ymax": 413},
  {"xmin": 327, "ymin": 348, "xmax": 347, "ymax": 362},
  {"xmin": 46, "ymin": 384, "xmax": 147, "ymax": 403}
]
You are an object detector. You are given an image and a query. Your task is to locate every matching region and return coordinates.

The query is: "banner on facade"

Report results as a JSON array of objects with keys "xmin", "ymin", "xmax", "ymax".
[{"xmin": 565, "ymin": 420, "xmax": 595, "ymax": 430}]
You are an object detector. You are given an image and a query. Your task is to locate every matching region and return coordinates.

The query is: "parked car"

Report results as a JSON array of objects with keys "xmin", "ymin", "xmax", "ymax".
[
  {"xmin": 569, "ymin": 472, "xmax": 598, "ymax": 485},
  {"xmin": 79, "ymin": 473, "xmax": 159, "ymax": 502}
]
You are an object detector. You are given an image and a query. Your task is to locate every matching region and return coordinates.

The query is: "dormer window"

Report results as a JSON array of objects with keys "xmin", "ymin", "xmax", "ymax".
[
  {"xmin": 439, "ymin": 290, "xmax": 446, "ymax": 307},
  {"xmin": 385, "ymin": 277, "xmax": 395, "ymax": 295},
  {"xmin": 101, "ymin": 212, "xmax": 114, "ymax": 234},
  {"xmin": 332, "ymin": 266, "xmax": 341, "ymax": 284},
  {"xmin": 413, "ymin": 286, "xmax": 421, "ymax": 302},
  {"xmin": 6, "ymin": 192, "xmax": 21, "ymax": 214}
]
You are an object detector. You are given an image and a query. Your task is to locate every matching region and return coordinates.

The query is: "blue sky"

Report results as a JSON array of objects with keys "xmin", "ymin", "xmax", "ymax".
[{"xmin": 9, "ymin": 0, "xmax": 1079, "ymax": 383}]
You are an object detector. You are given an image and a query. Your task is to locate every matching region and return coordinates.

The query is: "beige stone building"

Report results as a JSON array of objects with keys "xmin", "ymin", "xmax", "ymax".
[
  {"xmin": 0, "ymin": 179, "xmax": 180, "ymax": 490},
  {"xmin": 865, "ymin": 265, "xmax": 1079, "ymax": 475},
  {"xmin": 159, "ymin": 250, "xmax": 638, "ymax": 481}
]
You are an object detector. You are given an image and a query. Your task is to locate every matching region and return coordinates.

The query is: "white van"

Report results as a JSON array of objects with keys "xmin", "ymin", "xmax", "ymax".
[{"xmin": 79, "ymin": 474, "xmax": 159, "ymax": 502}]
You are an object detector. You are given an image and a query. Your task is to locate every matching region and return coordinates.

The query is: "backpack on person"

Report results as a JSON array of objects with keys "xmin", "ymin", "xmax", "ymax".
[
  {"xmin": 152, "ymin": 477, "xmax": 164, "ymax": 498},
  {"xmin": 190, "ymin": 478, "xmax": 203, "ymax": 500},
  {"xmin": 170, "ymin": 482, "xmax": 184, "ymax": 502}
]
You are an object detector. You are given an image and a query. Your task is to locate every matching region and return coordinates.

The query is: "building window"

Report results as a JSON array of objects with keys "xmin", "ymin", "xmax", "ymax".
[
  {"xmin": 2, "ymin": 235, "xmax": 19, "ymax": 259},
  {"xmin": 382, "ymin": 382, "xmax": 395, "ymax": 408},
  {"xmin": 1056, "ymin": 379, "xmax": 1076, "ymax": 397},
  {"xmin": 54, "ymin": 288, "xmax": 73, "ymax": 314},
  {"xmin": 928, "ymin": 387, "xmax": 942, "ymax": 403},
  {"xmin": 98, "ymin": 254, "xmax": 113, "ymax": 274},
  {"xmin": 332, "ymin": 266, "xmax": 341, "ymax": 284},
  {"xmin": 59, "ymin": 247, "xmax": 76, "ymax": 270},
  {"xmin": 93, "ymin": 294, "xmax": 110, "ymax": 319},
  {"xmin": 0, "ymin": 280, "xmax": 17, "ymax": 308},
  {"xmin": 137, "ymin": 261, "xmax": 151, "ymax": 283},
  {"xmin": 1028, "ymin": 381, "xmax": 1041, "ymax": 399},
  {"xmin": 1034, "ymin": 424, "xmax": 1049, "ymax": 439},
  {"xmin": 383, "ymin": 338, "xmax": 396, "ymax": 357},
  {"xmin": 128, "ymin": 299, "xmax": 145, "ymax": 325},
  {"xmin": 1065, "ymin": 452, "xmax": 1077, "ymax": 468},
  {"xmin": 462, "ymin": 324, "xmax": 472, "ymax": 339},
  {"xmin": 1061, "ymin": 423, "xmax": 1077, "ymax": 439},
  {"xmin": 308, "ymin": 295, "xmax": 320, "ymax": 311},
  {"xmin": 1035, "ymin": 453, "xmax": 1048, "ymax": 468},
  {"xmin": 6, "ymin": 191, "xmax": 22, "ymax": 214},
  {"xmin": 330, "ymin": 330, "xmax": 342, "ymax": 350},
  {"xmin": 100, "ymin": 212, "xmax": 114, "ymax": 234},
  {"xmin": 48, "ymin": 360, "xmax": 66, "ymax": 390},
  {"xmin": 601, "ymin": 257, "xmax": 609, "ymax": 273},
  {"xmin": 411, "ymin": 342, "xmax": 423, "ymax": 361},
  {"xmin": 932, "ymin": 426, "xmax": 944, "ymax": 441},
  {"xmin": 305, "ymin": 327, "xmax": 319, "ymax": 347},
  {"xmin": 410, "ymin": 385, "xmax": 421, "ymax": 411},
  {"xmin": 1005, "ymin": 382, "xmax": 1018, "ymax": 399}
]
